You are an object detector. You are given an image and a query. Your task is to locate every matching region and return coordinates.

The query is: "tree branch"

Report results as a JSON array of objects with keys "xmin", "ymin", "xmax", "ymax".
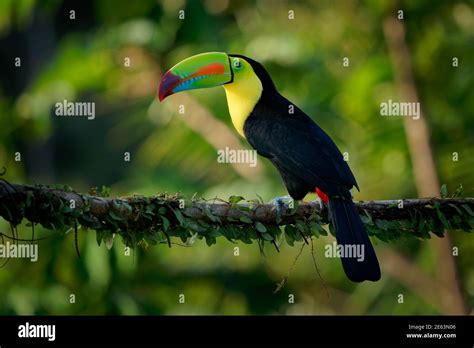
[{"xmin": 1, "ymin": 181, "xmax": 473, "ymax": 247}]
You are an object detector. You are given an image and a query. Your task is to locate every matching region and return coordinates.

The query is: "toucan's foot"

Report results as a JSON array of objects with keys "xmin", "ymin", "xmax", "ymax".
[
  {"xmin": 314, "ymin": 197, "xmax": 329, "ymax": 216},
  {"xmin": 314, "ymin": 197, "xmax": 324, "ymax": 211},
  {"xmin": 271, "ymin": 195, "xmax": 294, "ymax": 222}
]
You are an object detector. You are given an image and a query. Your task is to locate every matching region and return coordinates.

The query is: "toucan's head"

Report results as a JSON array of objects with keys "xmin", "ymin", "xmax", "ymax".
[
  {"xmin": 158, "ymin": 52, "xmax": 276, "ymax": 137},
  {"xmin": 158, "ymin": 52, "xmax": 275, "ymax": 101}
]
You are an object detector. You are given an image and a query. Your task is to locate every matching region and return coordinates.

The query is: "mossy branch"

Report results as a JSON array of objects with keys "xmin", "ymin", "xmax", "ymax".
[{"xmin": 0, "ymin": 181, "xmax": 473, "ymax": 248}]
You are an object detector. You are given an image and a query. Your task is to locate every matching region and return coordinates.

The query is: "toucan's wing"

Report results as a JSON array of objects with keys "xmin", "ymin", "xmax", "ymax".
[{"xmin": 244, "ymin": 93, "xmax": 358, "ymax": 196}]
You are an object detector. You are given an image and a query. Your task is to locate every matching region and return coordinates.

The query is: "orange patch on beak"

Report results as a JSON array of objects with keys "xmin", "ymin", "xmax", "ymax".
[{"xmin": 190, "ymin": 63, "xmax": 226, "ymax": 78}]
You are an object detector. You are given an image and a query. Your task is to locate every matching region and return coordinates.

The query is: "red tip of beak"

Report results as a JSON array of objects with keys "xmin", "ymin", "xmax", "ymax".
[
  {"xmin": 158, "ymin": 70, "xmax": 181, "ymax": 102},
  {"xmin": 158, "ymin": 91, "xmax": 165, "ymax": 102}
]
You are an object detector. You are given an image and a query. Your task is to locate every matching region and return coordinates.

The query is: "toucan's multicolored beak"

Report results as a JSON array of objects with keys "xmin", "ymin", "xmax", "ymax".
[{"xmin": 158, "ymin": 52, "xmax": 233, "ymax": 101}]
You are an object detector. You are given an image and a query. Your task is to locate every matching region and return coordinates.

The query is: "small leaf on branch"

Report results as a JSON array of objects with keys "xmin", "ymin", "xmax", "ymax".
[
  {"xmin": 229, "ymin": 195, "xmax": 245, "ymax": 204},
  {"xmin": 255, "ymin": 222, "xmax": 267, "ymax": 233},
  {"xmin": 240, "ymin": 216, "xmax": 253, "ymax": 224},
  {"xmin": 440, "ymin": 184, "xmax": 448, "ymax": 198}
]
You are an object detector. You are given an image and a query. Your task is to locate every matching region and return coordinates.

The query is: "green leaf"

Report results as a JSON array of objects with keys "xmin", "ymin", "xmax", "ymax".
[
  {"xmin": 104, "ymin": 232, "xmax": 115, "ymax": 250},
  {"xmin": 452, "ymin": 184, "xmax": 464, "ymax": 198},
  {"xmin": 361, "ymin": 211, "xmax": 373, "ymax": 225},
  {"xmin": 204, "ymin": 206, "xmax": 220, "ymax": 223},
  {"xmin": 367, "ymin": 224, "xmax": 386, "ymax": 241},
  {"xmin": 240, "ymin": 216, "xmax": 253, "ymax": 224},
  {"xmin": 229, "ymin": 195, "xmax": 245, "ymax": 204},
  {"xmin": 275, "ymin": 211, "xmax": 282, "ymax": 225},
  {"xmin": 328, "ymin": 223, "xmax": 336, "ymax": 237},
  {"xmin": 96, "ymin": 230, "xmax": 103, "ymax": 246},
  {"xmin": 460, "ymin": 217, "xmax": 473, "ymax": 232},
  {"xmin": 284, "ymin": 224, "xmax": 297, "ymax": 246},
  {"xmin": 158, "ymin": 206, "xmax": 167, "ymax": 215},
  {"xmin": 237, "ymin": 205, "xmax": 252, "ymax": 212},
  {"xmin": 255, "ymin": 222, "xmax": 267, "ymax": 233},
  {"xmin": 25, "ymin": 191, "xmax": 33, "ymax": 207},
  {"xmin": 207, "ymin": 227, "xmax": 221, "ymax": 237},
  {"xmin": 109, "ymin": 211, "xmax": 123, "ymax": 221},
  {"xmin": 452, "ymin": 214, "xmax": 462, "ymax": 226},
  {"xmin": 317, "ymin": 223, "xmax": 328, "ymax": 236},
  {"xmin": 436, "ymin": 209, "xmax": 449, "ymax": 229},
  {"xmin": 100, "ymin": 185, "xmax": 110, "ymax": 197},
  {"xmin": 145, "ymin": 204, "xmax": 155, "ymax": 215},
  {"xmin": 260, "ymin": 233, "xmax": 273, "ymax": 241},
  {"xmin": 62, "ymin": 205, "xmax": 73, "ymax": 213},
  {"xmin": 428, "ymin": 215, "xmax": 444, "ymax": 237},
  {"xmin": 448, "ymin": 203, "xmax": 463, "ymax": 216},
  {"xmin": 205, "ymin": 236, "xmax": 216, "ymax": 246},
  {"xmin": 440, "ymin": 184, "xmax": 448, "ymax": 198},
  {"xmin": 141, "ymin": 211, "xmax": 153, "ymax": 220},
  {"xmin": 375, "ymin": 219, "xmax": 389, "ymax": 231},
  {"xmin": 122, "ymin": 202, "xmax": 133, "ymax": 213},
  {"xmin": 173, "ymin": 208, "xmax": 185, "ymax": 225},
  {"xmin": 309, "ymin": 223, "xmax": 320, "ymax": 237},
  {"xmin": 295, "ymin": 220, "xmax": 309, "ymax": 235},
  {"xmin": 161, "ymin": 216, "xmax": 170, "ymax": 231},
  {"xmin": 462, "ymin": 204, "xmax": 474, "ymax": 216},
  {"xmin": 267, "ymin": 225, "xmax": 282, "ymax": 239},
  {"xmin": 417, "ymin": 216, "xmax": 426, "ymax": 234},
  {"xmin": 239, "ymin": 227, "xmax": 253, "ymax": 244},
  {"xmin": 145, "ymin": 235, "xmax": 158, "ymax": 245},
  {"xmin": 401, "ymin": 217, "xmax": 415, "ymax": 230},
  {"xmin": 186, "ymin": 232, "xmax": 199, "ymax": 246}
]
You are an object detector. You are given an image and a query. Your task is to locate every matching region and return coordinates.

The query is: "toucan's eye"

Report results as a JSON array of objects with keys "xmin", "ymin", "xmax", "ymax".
[{"xmin": 233, "ymin": 58, "xmax": 242, "ymax": 69}]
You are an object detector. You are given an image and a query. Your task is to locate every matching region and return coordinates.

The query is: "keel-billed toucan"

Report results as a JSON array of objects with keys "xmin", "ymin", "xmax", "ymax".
[{"xmin": 158, "ymin": 52, "xmax": 381, "ymax": 282}]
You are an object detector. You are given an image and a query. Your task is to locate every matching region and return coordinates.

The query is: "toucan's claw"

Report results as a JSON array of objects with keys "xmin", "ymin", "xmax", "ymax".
[
  {"xmin": 314, "ymin": 197, "xmax": 324, "ymax": 211},
  {"xmin": 314, "ymin": 197, "xmax": 329, "ymax": 220},
  {"xmin": 271, "ymin": 195, "xmax": 293, "ymax": 222}
]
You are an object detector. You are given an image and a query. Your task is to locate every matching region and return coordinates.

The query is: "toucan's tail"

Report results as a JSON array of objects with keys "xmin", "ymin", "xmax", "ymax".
[{"xmin": 329, "ymin": 196, "xmax": 381, "ymax": 282}]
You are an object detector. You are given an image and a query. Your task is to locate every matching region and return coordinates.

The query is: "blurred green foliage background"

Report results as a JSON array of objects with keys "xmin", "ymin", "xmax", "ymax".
[{"xmin": 0, "ymin": 0, "xmax": 473, "ymax": 315}]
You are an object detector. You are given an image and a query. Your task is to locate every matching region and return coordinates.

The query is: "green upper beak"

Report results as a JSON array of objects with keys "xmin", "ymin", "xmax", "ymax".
[{"xmin": 158, "ymin": 52, "xmax": 233, "ymax": 101}]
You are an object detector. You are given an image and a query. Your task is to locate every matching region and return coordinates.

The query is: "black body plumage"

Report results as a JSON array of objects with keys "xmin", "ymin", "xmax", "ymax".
[{"xmin": 238, "ymin": 56, "xmax": 381, "ymax": 282}]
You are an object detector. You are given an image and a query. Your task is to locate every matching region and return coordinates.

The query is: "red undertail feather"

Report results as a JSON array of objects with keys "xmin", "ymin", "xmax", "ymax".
[{"xmin": 315, "ymin": 187, "xmax": 329, "ymax": 203}]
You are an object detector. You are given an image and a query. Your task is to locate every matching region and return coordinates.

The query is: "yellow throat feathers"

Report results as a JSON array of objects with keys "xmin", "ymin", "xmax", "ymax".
[{"xmin": 223, "ymin": 65, "xmax": 263, "ymax": 138}]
